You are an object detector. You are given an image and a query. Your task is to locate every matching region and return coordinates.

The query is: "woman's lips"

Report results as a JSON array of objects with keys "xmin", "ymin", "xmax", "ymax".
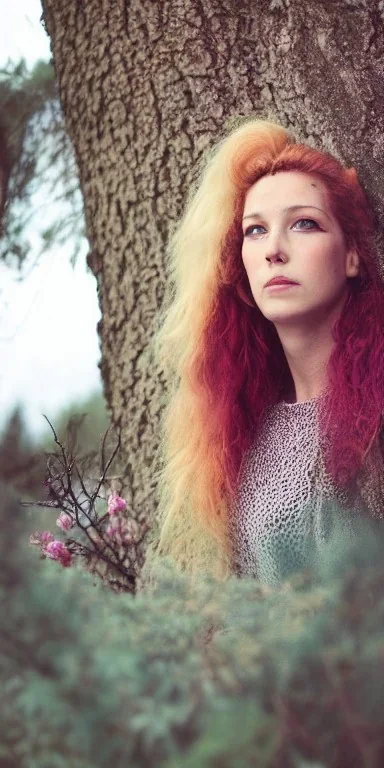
[{"xmin": 264, "ymin": 282, "xmax": 299, "ymax": 292}]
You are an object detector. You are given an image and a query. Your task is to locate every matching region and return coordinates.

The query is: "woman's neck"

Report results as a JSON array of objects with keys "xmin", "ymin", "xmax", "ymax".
[{"xmin": 276, "ymin": 321, "xmax": 335, "ymax": 403}]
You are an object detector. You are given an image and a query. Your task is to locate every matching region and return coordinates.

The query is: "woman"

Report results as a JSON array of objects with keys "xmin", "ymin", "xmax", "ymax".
[{"xmin": 147, "ymin": 118, "xmax": 384, "ymax": 587}]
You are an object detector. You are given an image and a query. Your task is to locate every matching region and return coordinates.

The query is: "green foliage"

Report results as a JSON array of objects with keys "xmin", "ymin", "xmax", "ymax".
[
  {"xmin": 1, "ymin": 476, "xmax": 384, "ymax": 767},
  {"xmin": 0, "ymin": 58, "xmax": 84, "ymax": 270}
]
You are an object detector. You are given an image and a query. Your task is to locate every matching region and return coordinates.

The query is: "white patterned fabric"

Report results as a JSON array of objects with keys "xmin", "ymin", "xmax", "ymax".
[{"xmin": 229, "ymin": 396, "xmax": 384, "ymax": 586}]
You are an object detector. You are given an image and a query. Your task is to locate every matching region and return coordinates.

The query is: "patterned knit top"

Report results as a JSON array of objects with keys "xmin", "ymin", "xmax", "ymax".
[{"xmin": 229, "ymin": 396, "xmax": 384, "ymax": 587}]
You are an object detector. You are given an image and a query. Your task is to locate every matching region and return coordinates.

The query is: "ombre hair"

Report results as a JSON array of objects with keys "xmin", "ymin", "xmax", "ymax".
[{"xmin": 146, "ymin": 117, "xmax": 384, "ymax": 584}]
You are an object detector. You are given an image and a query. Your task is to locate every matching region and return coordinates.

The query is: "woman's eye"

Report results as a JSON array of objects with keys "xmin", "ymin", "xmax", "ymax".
[
  {"xmin": 244, "ymin": 224, "xmax": 265, "ymax": 236},
  {"xmin": 243, "ymin": 218, "xmax": 319, "ymax": 237},
  {"xmin": 293, "ymin": 218, "xmax": 318, "ymax": 230}
]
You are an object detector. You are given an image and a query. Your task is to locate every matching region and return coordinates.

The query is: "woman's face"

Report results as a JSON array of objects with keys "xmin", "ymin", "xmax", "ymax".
[{"xmin": 241, "ymin": 171, "xmax": 359, "ymax": 328}]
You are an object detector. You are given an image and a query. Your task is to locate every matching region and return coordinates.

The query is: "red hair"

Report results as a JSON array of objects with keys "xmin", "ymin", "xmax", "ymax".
[{"xmin": 195, "ymin": 142, "xmax": 383, "ymax": 504}]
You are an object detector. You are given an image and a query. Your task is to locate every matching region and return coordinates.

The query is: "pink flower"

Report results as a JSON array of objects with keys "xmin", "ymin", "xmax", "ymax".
[
  {"xmin": 39, "ymin": 531, "xmax": 55, "ymax": 546},
  {"xmin": 107, "ymin": 493, "xmax": 127, "ymax": 516},
  {"xmin": 56, "ymin": 512, "xmax": 74, "ymax": 531},
  {"xmin": 45, "ymin": 540, "xmax": 72, "ymax": 567}
]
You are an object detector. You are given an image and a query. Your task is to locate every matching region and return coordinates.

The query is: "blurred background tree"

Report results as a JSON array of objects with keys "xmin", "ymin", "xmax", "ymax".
[
  {"xmin": 0, "ymin": 405, "xmax": 44, "ymax": 496},
  {"xmin": 38, "ymin": 389, "xmax": 110, "ymax": 456},
  {"xmin": 0, "ymin": 57, "xmax": 84, "ymax": 272},
  {"xmin": 0, "ymin": 390, "xmax": 110, "ymax": 535}
]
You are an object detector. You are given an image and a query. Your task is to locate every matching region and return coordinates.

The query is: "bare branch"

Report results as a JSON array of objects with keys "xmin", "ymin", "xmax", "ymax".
[{"xmin": 24, "ymin": 415, "xmax": 147, "ymax": 593}]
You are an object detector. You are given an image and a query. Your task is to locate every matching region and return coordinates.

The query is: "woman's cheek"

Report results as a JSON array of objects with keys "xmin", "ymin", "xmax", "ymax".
[{"xmin": 242, "ymin": 247, "xmax": 254, "ymax": 276}]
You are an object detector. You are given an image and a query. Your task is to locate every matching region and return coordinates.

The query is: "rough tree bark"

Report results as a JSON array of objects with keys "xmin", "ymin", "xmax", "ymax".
[{"xmin": 40, "ymin": 0, "xmax": 384, "ymax": 576}]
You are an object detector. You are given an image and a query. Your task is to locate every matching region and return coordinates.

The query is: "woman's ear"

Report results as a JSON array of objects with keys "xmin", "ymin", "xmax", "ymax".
[{"xmin": 345, "ymin": 247, "xmax": 360, "ymax": 278}]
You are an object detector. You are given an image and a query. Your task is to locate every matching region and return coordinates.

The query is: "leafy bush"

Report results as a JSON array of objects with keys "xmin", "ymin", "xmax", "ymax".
[{"xmin": 2, "ymin": 479, "xmax": 384, "ymax": 767}]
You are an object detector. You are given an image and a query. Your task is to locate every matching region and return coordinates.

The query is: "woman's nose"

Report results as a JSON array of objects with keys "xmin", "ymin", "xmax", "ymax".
[
  {"xmin": 266, "ymin": 251, "xmax": 287, "ymax": 263},
  {"xmin": 265, "ymin": 228, "xmax": 288, "ymax": 263}
]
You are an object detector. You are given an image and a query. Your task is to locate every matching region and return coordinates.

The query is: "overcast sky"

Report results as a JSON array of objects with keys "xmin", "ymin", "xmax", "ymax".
[{"xmin": 0, "ymin": 0, "xmax": 102, "ymax": 438}]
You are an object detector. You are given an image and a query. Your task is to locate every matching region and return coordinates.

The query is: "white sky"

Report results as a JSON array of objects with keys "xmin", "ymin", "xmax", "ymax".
[{"xmin": 0, "ymin": 0, "xmax": 103, "ymax": 438}]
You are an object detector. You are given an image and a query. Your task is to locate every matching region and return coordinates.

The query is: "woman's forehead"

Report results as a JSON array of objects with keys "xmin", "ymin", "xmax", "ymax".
[{"xmin": 243, "ymin": 171, "xmax": 330, "ymax": 215}]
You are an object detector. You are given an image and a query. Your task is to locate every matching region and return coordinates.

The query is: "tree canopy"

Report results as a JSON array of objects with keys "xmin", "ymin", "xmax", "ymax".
[{"xmin": 0, "ymin": 58, "xmax": 84, "ymax": 271}]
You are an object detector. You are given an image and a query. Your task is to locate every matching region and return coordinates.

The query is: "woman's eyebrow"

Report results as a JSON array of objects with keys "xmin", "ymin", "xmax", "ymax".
[{"xmin": 242, "ymin": 204, "xmax": 330, "ymax": 221}]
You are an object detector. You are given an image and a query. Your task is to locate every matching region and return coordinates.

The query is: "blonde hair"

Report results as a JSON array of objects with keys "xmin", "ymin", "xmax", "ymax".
[{"xmin": 145, "ymin": 118, "xmax": 291, "ymax": 584}]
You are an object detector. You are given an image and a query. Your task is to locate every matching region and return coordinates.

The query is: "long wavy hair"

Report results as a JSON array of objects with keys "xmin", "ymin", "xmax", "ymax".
[{"xmin": 146, "ymin": 118, "xmax": 384, "ymax": 584}]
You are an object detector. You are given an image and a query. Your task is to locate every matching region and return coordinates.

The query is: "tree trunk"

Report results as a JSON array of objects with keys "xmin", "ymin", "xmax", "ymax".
[{"xmin": 40, "ymin": 0, "xmax": 384, "ymax": 574}]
